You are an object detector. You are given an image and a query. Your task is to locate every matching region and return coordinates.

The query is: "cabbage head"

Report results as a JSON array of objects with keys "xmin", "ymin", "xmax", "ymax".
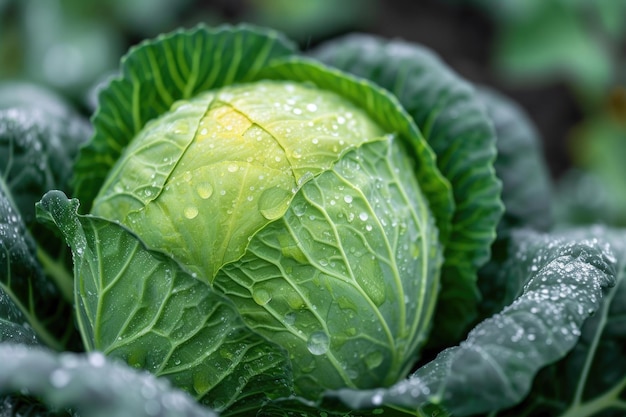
[{"xmin": 92, "ymin": 76, "xmax": 443, "ymax": 394}]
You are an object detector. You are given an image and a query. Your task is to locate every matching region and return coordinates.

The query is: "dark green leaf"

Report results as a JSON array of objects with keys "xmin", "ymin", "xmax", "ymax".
[
  {"xmin": 327, "ymin": 229, "xmax": 616, "ymax": 416},
  {"xmin": 0, "ymin": 82, "xmax": 84, "ymax": 119},
  {"xmin": 555, "ymin": 169, "xmax": 624, "ymax": 227},
  {"xmin": 477, "ymin": 87, "xmax": 553, "ymax": 236},
  {"xmin": 0, "ymin": 394, "xmax": 72, "ymax": 417},
  {"xmin": 493, "ymin": 226, "xmax": 626, "ymax": 417},
  {"xmin": 36, "ymin": 190, "xmax": 294, "ymax": 414},
  {"xmin": 0, "ymin": 286, "xmax": 40, "ymax": 346},
  {"xmin": 0, "ymin": 344, "xmax": 217, "ymax": 417},
  {"xmin": 0, "ymin": 104, "xmax": 90, "ymax": 226},
  {"xmin": 310, "ymin": 35, "xmax": 503, "ymax": 344},
  {"xmin": 0, "ymin": 85, "xmax": 91, "ymax": 311},
  {"xmin": 74, "ymin": 24, "xmax": 298, "ymax": 211},
  {"xmin": 476, "ymin": 87, "xmax": 554, "ymax": 318},
  {"xmin": 0, "ymin": 179, "xmax": 73, "ymax": 350}
]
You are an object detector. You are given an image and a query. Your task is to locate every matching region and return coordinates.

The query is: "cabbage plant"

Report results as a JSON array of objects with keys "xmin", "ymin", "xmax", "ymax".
[{"xmin": 1, "ymin": 25, "xmax": 625, "ymax": 417}]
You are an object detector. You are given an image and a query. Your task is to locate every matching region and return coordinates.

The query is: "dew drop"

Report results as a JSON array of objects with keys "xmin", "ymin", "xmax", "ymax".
[
  {"xmin": 184, "ymin": 206, "xmax": 199, "ymax": 219},
  {"xmin": 88, "ymin": 352, "xmax": 106, "ymax": 367},
  {"xmin": 365, "ymin": 351, "xmax": 383, "ymax": 370},
  {"xmin": 284, "ymin": 312, "xmax": 296, "ymax": 326},
  {"xmin": 306, "ymin": 103, "xmax": 318, "ymax": 112},
  {"xmin": 344, "ymin": 195, "xmax": 353, "ymax": 204},
  {"xmin": 307, "ymin": 331, "xmax": 330, "ymax": 356},
  {"xmin": 50, "ymin": 369, "xmax": 71, "ymax": 388},
  {"xmin": 193, "ymin": 372, "xmax": 211, "ymax": 395},
  {"xmin": 227, "ymin": 163, "xmax": 238, "ymax": 173},
  {"xmin": 252, "ymin": 288, "xmax": 272, "ymax": 306},
  {"xmin": 196, "ymin": 183, "xmax": 213, "ymax": 199},
  {"xmin": 359, "ymin": 212, "xmax": 369, "ymax": 221},
  {"xmin": 292, "ymin": 201, "xmax": 307, "ymax": 217}
]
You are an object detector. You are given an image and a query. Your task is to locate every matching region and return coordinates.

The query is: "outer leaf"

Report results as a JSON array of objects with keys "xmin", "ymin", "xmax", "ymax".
[
  {"xmin": 0, "ymin": 178, "xmax": 73, "ymax": 350},
  {"xmin": 0, "ymin": 286, "xmax": 40, "ymax": 346},
  {"xmin": 0, "ymin": 92, "xmax": 91, "ymax": 226},
  {"xmin": 477, "ymin": 87, "xmax": 553, "ymax": 237},
  {"xmin": 476, "ymin": 87, "xmax": 554, "ymax": 318},
  {"xmin": 328, "ymin": 229, "xmax": 616, "ymax": 416},
  {"xmin": 74, "ymin": 23, "xmax": 298, "ymax": 211},
  {"xmin": 0, "ymin": 89, "xmax": 91, "ymax": 306},
  {"xmin": 36, "ymin": 190, "xmax": 294, "ymax": 414},
  {"xmin": 494, "ymin": 226, "xmax": 626, "ymax": 417},
  {"xmin": 310, "ymin": 35, "xmax": 503, "ymax": 344},
  {"xmin": 0, "ymin": 344, "xmax": 217, "ymax": 417},
  {"xmin": 0, "ymin": 394, "xmax": 71, "ymax": 417}
]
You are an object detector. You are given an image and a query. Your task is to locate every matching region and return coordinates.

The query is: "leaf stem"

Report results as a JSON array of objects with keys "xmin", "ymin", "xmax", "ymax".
[
  {"xmin": 571, "ymin": 279, "xmax": 618, "ymax": 408},
  {"xmin": 36, "ymin": 247, "xmax": 73, "ymax": 303},
  {"xmin": 559, "ymin": 376, "xmax": 626, "ymax": 417},
  {"xmin": 0, "ymin": 282, "xmax": 64, "ymax": 351}
]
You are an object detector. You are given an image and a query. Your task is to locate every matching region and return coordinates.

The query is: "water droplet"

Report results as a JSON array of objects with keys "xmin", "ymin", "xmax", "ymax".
[
  {"xmin": 183, "ymin": 171, "xmax": 192, "ymax": 182},
  {"xmin": 359, "ymin": 212, "xmax": 369, "ymax": 221},
  {"xmin": 196, "ymin": 183, "xmax": 213, "ymax": 199},
  {"xmin": 193, "ymin": 372, "xmax": 211, "ymax": 395},
  {"xmin": 252, "ymin": 288, "xmax": 272, "ymax": 306},
  {"xmin": 284, "ymin": 312, "xmax": 296, "ymax": 325},
  {"xmin": 184, "ymin": 206, "xmax": 199, "ymax": 219},
  {"xmin": 365, "ymin": 351, "xmax": 383, "ymax": 370},
  {"xmin": 292, "ymin": 201, "xmax": 307, "ymax": 217},
  {"xmin": 306, "ymin": 103, "xmax": 318, "ymax": 112},
  {"xmin": 344, "ymin": 195, "xmax": 353, "ymax": 204},
  {"xmin": 88, "ymin": 352, "xmax": 106, "ymax": 367},
  {"xmin": 307, "ymin": 331, "xmax": 330, "ymax": 355},
  {"xmin": 50, "ymin": 369, "xmax": 71, "ymax": 388},
  {"xmin": 227, "ymin": 163, "xmax": 238, "ymax": 173}
]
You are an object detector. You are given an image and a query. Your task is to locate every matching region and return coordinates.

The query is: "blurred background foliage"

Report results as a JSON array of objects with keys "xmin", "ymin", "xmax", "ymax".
[{"xmin": 1, "ymin": 0, "xmax": 625, "ymax": 225}]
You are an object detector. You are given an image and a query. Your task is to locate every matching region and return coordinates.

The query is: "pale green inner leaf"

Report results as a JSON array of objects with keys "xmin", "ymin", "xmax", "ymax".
[{"xmin": 92, "ymin": 80, "xmax": 385, "ymax": 281}]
